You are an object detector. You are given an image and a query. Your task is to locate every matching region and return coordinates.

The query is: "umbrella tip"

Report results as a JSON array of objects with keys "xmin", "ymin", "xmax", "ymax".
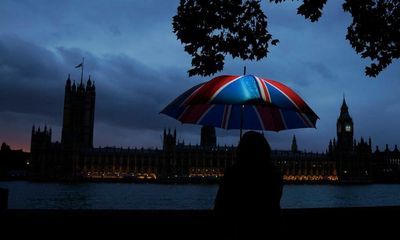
[{"xmin": 243, "ymin": 66, "xmax": 246, "ymax": 75}]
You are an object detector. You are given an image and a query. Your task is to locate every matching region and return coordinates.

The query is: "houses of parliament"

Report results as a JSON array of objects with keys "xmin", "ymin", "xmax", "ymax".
[{"xmin": 29, "ymin": 75, "xmax": 400, "ymax": 182}]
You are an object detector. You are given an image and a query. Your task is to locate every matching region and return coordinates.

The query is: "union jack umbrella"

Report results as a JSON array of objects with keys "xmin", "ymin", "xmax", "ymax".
[{"xmin": 160, "ymin": 75, "xmax": 319, "ymax": 133}]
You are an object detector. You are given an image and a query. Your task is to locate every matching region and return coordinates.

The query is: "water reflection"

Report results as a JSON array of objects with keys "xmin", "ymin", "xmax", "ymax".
[
  {"xmin": 281, "ymin": 184, "xmax": 400, "ymax": 208},
  {"xmin": 1, "ymin": 181, "xmax": 400, "ymax": 209}
]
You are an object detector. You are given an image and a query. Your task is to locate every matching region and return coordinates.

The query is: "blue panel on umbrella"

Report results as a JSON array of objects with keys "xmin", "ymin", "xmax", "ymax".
[
  {"xmin": 198, "ymin": 105, "xmax": 225, "ymax": 127},
  {"xmin": 224, "ymin": 105, "xmax": 241, "ymax": 129},
  {"xmin": 161, "ymin": 101, "xmax": 186, "ymax": 118},
  {"xmin": 281, "ymin": 110, "xmax": 306, "ymax": 129},
  {"xmin": 226, "ymin": 105, "xmax": 262, "ymax": 130},
  {"xmin": 243, "ymin": 106, "xmax": 263, "ymax": 130},
  {"xmin": 160, "ymin": 83, "xmax": 204, "ymax": 118},
  {"xmin": 212, "ymin": 75, "xmax": 261, "ymax": 104},
  {"xmin": 162, "ymin": 106, "xmax": 184, "ymax": 118}
]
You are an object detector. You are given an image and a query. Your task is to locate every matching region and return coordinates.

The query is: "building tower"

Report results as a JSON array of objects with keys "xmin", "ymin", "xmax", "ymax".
[
  {"xmin": 60, "ymin": 74, "xmax": 95, "ymax": 177},
  {"xmin": 162, "ymin": 128, "xmax": 177, "ymax": 177},
  {"xmin": 291, "ymin": 135, "xmax": 298, "ymax": 153},
  {"xmin": 336, "ymin": 97, "xmax": 353, "ymax": 152},
  {"xmin": 61, "ymin": 74, "xmax": 95, "ymax": 150},
  {"xmin": 83, "ymin": 76, "xmax": 96, "ymax": 149},
  {"xmin": 200, "ymin": 125, "xmax": 216, "ymax": 148},
  {"xmin": 30, "ymin": 125, "xmax": 52, "ymax": 176}
]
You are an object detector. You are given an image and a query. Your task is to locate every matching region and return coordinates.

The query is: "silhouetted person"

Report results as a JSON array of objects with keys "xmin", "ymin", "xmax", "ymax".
[{"xmin": 214, "ymin": 131, "xmax": 283, "ymax": 238}]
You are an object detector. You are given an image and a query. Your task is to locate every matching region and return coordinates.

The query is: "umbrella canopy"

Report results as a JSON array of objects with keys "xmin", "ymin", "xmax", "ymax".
[{"xmin": 161, "ymin": 75, "xmax": 319, "ymax": 132}]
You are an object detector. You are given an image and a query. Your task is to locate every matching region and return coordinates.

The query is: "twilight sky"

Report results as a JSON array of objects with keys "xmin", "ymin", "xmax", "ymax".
[{"xmin": 0, "ymin": 0, "xmax": 399, "ymax": 153}]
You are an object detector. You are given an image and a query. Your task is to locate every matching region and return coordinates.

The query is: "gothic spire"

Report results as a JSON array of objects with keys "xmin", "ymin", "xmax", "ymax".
[
  {"xmin": 341, "ymin": 95, "xmax": 348, "ymax": 111},
  {"xmin": 339, "ymin": 96, "xmax": 352, "ymax": 120},
  {"xmin": 291, "ymin": 135, "xmax": 298, "ymax": 153},
  {"xmin": 65, "ymin": 74, "xmax": 71, "ymax": 91}
]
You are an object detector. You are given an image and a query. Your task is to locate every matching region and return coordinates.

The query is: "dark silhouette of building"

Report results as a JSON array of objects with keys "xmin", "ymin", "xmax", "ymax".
[
  {"xmin": 200, "ymin": 125, "xmax": 216, "ymax": 148},
  {"xmin": 29, "ymin": 77, "xmax": 400, "ymax": 183},
  {"xmin": 291, "ymin": 135, "xmax": 298, "ymax": 153},
  {"xmin": 336, "ymin": 98, "xmax": 354, "ymax": 152},
  {"xmin": 61, "ymin": 75, "xmax": 95, "ymax": 177},
  {"xmin": 328, "ymin": 97, "xmax": 372, "ymax": 182},
  {"xmin": 31, "ymin": 75, "xmax": 95, "ymax": 179},
  {"xmin": 61, "ymin": 74, "xmax": 95, "ymax": 149},
  {"xmin": 0, "ymin": 142, "xmax": 29, "ymax": 178},
  {"xmin": 30, "ymin": 125, "xmax": 53, "ymax": 177},
  {"xmin": 372, "ymin": 144, "xmax": 400, "ymax": 182}
]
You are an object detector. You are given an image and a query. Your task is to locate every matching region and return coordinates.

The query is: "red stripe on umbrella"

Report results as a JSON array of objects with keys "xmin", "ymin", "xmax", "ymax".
[
  {"xmin": 256, "ymin": 106, "xmax": 285, "ymax": 131},
  {"xmin": 186, "ymin": 75, "xmax": 239, "ymax": 104},
  {"xmin": 179, "ymin": 104, "xmax": 211, "ymax": 123}
]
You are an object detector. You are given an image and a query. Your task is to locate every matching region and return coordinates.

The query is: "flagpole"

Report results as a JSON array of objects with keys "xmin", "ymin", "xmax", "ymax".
[
  {"xmin": 240, "ymin": 66, "xmax": 246, "ymax": 139},
  {"xmin": 81, "ymin": 57, "xmax": 84, "ymax": 84},
  {"xmin": 240, "ymin": 104, "xmax": 244, "ymax": 139}
]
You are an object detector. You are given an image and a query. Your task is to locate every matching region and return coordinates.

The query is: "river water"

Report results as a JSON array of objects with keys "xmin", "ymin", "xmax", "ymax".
[{"xmin": 1, "ymin": 181, "xmax": 400, "ymax": 209}]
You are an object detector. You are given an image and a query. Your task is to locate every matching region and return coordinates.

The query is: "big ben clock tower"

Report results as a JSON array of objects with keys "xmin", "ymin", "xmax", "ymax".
[{"xmin": 337, "ymin": 97, "xmax": 354, "ymax": 152}]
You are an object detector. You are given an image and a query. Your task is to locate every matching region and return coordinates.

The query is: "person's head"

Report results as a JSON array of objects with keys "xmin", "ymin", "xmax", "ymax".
[{"xmin": 236, "ymin": 131, "xmax": 271, "ymax": 168}]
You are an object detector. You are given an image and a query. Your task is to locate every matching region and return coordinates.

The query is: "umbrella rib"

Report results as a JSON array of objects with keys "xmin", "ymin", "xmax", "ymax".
[
  {"xmin": 221, "ymin": 105, "xmax": 232, "ymax": 129},
  {"xmin": 299, "ymin": 112, "xmax": 316, "ymax": 128},
  {"xmin": 296, "ymin": 111, "xmax": 310, "ymax": 128},
  {"xmin": 177, "ymin": 106, "xmax": 190, "ymax": 122},
  {"xmin": 196, "ymin": 105, "xmax": 215, "ymax": 125},
  {"xmin": 253, "ymin": 105, "xmax": 265, "ymax": 130},
  {"xmin": 279, "ymin": 109, "xmax": 287, "ymax": 130}
]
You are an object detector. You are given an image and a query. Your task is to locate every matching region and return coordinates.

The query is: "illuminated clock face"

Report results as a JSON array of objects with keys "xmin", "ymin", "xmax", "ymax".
[{"xmin": 345, "ymin": 125, "xmax": 351, "ymax": 132}]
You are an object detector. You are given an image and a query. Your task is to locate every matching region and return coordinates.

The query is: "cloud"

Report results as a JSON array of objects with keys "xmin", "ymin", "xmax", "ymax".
[
  {"xmin": 1, "ymin": 0, "xmax": 400, "ymax": 153},
  {"xmin": 0, "ymin": 35, "xmax": 64, "ymax": 117},
  {"xmin": 0, "ymin": 34, "xmax": 203, "ymax": 149}
]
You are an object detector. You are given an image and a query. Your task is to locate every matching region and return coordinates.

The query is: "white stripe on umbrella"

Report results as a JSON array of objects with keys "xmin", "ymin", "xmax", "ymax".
[
  {"xmin": 300, "ymin": 112, "xmax": 316, "ymax": 128},
  {"xmin": 177, "ymin": 105, "xmax": 190, "ymax": 121},
  {"xmin": 196, "ymin": 105, "xmax": 215, "ymax": 125},
  {"xmin": 208, "ymin": 76, "xmax": 241, "ymax": 103},
  {"xmin": 221, "ymin": 105, "xmax": 232, "ymax": 129},
  {"xmin": 279, "ymin": 109, "xmax": 288, "ymax": 130},
  {"xmin": 253, "ymin": 105, "xmax": 265, "ymax": 130},
  {"xmin": 255, "ymin": 76, "xmax": 269, "ymax": 103}
]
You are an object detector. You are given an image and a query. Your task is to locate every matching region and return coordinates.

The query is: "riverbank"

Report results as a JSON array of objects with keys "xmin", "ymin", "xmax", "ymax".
[{"xmin": 1, "ymin": 207, "xmax": 399, "ymax": 238}]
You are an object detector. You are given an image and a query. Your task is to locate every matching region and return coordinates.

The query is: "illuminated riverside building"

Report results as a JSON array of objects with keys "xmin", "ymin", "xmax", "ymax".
[
  {"xmin": 29, "ymin": 76, "xmax": 399, "ymax": 183},
  {"xmin": 76, "ymin": 127, "xmax": 236, "ymax": 180}
]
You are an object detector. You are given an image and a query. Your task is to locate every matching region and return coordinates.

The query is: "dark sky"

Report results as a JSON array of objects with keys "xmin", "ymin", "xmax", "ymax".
[{"xmin": 1, "ymin": 0, "xmax": 399, "ymax": 153}]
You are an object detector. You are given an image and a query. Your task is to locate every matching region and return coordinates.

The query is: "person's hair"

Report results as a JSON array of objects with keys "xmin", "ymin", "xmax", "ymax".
[{"xmin": 236, "ymin": 131, "xmax": 271, "ymax": 168}]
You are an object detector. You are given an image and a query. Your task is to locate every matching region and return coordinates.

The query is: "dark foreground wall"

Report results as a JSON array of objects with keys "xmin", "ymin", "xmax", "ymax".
[{"xmin": 1, "ymin": 207, "xmax": 399, "ymax": 239}]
